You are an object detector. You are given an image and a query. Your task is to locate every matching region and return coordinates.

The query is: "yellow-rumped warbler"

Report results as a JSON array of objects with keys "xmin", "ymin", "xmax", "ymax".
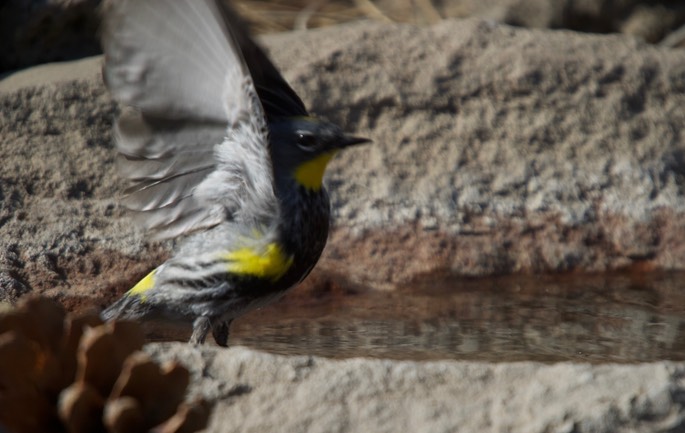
[{"xmin": 100, "ymin": 0, "xmax": 369, "ymax": 346}]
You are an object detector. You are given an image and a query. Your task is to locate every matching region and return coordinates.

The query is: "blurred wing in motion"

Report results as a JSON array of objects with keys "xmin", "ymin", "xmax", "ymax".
[
  {"xmin": 213, "ymin": 1, "xmax": 308, "ymax": 120},
  {"xmin": 102, "ymin": 0, "xmax": 298, "ymax": 239}
]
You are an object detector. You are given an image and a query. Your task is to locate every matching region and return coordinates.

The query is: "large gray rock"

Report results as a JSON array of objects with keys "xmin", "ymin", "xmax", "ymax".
[
  {"xmin": 1, "ymin": 19, "xmax": 685, "ymax": 303},
  {"xmin": 146, "ymin": 344, "xmax": 685, "ymax": 433},
  {"xmin": 289, "ymin": 19, "xmax": 685, "ymax": 285}
]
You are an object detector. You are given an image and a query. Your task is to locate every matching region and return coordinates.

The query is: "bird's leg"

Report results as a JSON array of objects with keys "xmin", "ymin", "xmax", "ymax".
[
  {"xmin": 190, "ymin": 316, "xmax": 212, "ymax": 345},
  {"xmin": 212, "ymin": 319, "xmax": 232, "ymax": 347}
]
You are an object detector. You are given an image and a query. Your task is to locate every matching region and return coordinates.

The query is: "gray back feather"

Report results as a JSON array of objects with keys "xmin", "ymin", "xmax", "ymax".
[{"xmin": 102, "ymin": 0, "xmax": 277, "ymax": 239}]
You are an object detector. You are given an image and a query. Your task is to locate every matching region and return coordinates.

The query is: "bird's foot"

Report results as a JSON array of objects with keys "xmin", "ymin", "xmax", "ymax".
[
  {"xmin": 212, "ymin": 320, "xmax": 232, "ymax": 347},
  {"xmin": 190, "ymin": 316, "xmax": 211, "ymax": 345}
]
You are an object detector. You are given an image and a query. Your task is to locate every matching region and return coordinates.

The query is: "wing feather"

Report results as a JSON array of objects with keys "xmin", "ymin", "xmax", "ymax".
[
  {"xmin": 213, "ymin": 1, "xmax": 309, "ymax": 119},
  {"xmin": 103, "ymin": 0, "xmax": 245, "ymax": 121},
  {"xmin": 102, "ymin": 0, "xmax": 281, "ymax": 239}
]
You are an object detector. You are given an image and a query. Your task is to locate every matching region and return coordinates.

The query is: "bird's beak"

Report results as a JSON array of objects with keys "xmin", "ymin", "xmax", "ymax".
[{"xmin": 340, "ymin": 135, "xmax": 372, "ymax": 148}]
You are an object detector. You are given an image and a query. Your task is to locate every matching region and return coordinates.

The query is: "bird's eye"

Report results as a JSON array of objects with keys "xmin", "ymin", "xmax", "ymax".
[{"xmin": 296, "ymin": 132, "xmax": 318, "ymax": 151}]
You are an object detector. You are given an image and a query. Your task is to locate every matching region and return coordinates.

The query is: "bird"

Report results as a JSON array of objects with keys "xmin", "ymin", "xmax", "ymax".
[{"xmin": 100, "ymin": 0, "xmax": 370, "ymax": 346}]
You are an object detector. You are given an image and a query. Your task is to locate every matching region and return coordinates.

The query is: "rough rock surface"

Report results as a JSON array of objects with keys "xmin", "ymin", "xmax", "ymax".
[
  {"xmin": 144, "ymin": 343, "xmax": 685, "ymax": 433},
  {"xmin": 2, "ymin": 19, "xmax": 685, "ymax": 304},
  {"xmin": 298, "ymin": 19, "xmax": 685, "ymax": 285}
]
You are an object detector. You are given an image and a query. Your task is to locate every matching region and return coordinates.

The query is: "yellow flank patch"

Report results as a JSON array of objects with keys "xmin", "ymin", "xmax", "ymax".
[
  {"xmin": 221, "ymin": 243, "xmax": 293, "ymax": 281},
  {"xmin": 251, "ymin": 227, "xmax": 264, "ymax": 239},
  {"xmin": 127, "ymin": 268, "xmax": 157, "ymax": 301},
  {"xmin": 293, "ymin": 151, "xmax": 337, "ymax": 191}
]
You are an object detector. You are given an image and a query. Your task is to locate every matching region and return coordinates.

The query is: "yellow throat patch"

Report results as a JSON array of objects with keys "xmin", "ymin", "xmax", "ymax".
[
  {"xmin": 293, "ymin": 151, "xmax": 337, "ymax": 191},
  {"xmin": 127, "ymin": 268, "xmax": 157, "ymax": 301},
  {"xmin": 221, "ymin": 243, "xmax": 293, "ymax": 281}
]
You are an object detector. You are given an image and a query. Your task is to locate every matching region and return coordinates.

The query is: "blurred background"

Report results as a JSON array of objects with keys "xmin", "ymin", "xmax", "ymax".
[{"xmin": 2, "ymin": 0, "xmax": 685, "ymax": 73}]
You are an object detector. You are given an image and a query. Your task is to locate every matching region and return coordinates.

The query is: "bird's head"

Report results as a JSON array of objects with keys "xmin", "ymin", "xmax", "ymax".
[{"xmin": 269, "ymin": 117, "xmax": 370, "ymax": 192}]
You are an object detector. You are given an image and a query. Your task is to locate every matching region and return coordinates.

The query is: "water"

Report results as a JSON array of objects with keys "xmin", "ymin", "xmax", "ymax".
[{"xmin": 225, "ymin": 272, "xmax": 685, "ymax": 363}]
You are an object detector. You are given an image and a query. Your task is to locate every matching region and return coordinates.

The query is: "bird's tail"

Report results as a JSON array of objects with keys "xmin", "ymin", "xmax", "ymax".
[
  {"xmin": 101, "ymin": 294, "xmax": 148, "ymax": 322},
  {"xmin": 102, "ymin": 267, "xmax": 160, "ymax": 322}
]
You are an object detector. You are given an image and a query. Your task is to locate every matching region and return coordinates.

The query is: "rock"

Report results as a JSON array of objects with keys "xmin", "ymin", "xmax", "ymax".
[
  {"xmin": 2, "ymin": 19, "xmax": 685, "ymax": 302},
  {"xmin": 145, "ymin": 343, "xmax": 685, "ymax": 433},
  {"xmin": 270, "ymin": 19, "xmax": 685, "ymax": 285}
]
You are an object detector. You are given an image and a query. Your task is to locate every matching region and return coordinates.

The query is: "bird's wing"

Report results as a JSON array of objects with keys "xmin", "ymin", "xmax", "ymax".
[
  {"xmin": 213, "ymin": 1, "xmax": 309, "ymax": 120},
  {"xmin": 102, "ymin": 0, "xmax": 284, "ymax": 239}
]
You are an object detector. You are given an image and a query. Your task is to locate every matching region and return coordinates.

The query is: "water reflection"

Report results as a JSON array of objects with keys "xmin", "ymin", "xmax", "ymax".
[{"xmin": 226, "ymin": 272, "xmax": 685, "ymax": 363}]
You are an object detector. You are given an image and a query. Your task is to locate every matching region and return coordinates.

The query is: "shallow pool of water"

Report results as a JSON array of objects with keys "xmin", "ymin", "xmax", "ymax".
[{"xmin": 224, "ymin": 272, "xmax": 685, "ymax": 363}]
